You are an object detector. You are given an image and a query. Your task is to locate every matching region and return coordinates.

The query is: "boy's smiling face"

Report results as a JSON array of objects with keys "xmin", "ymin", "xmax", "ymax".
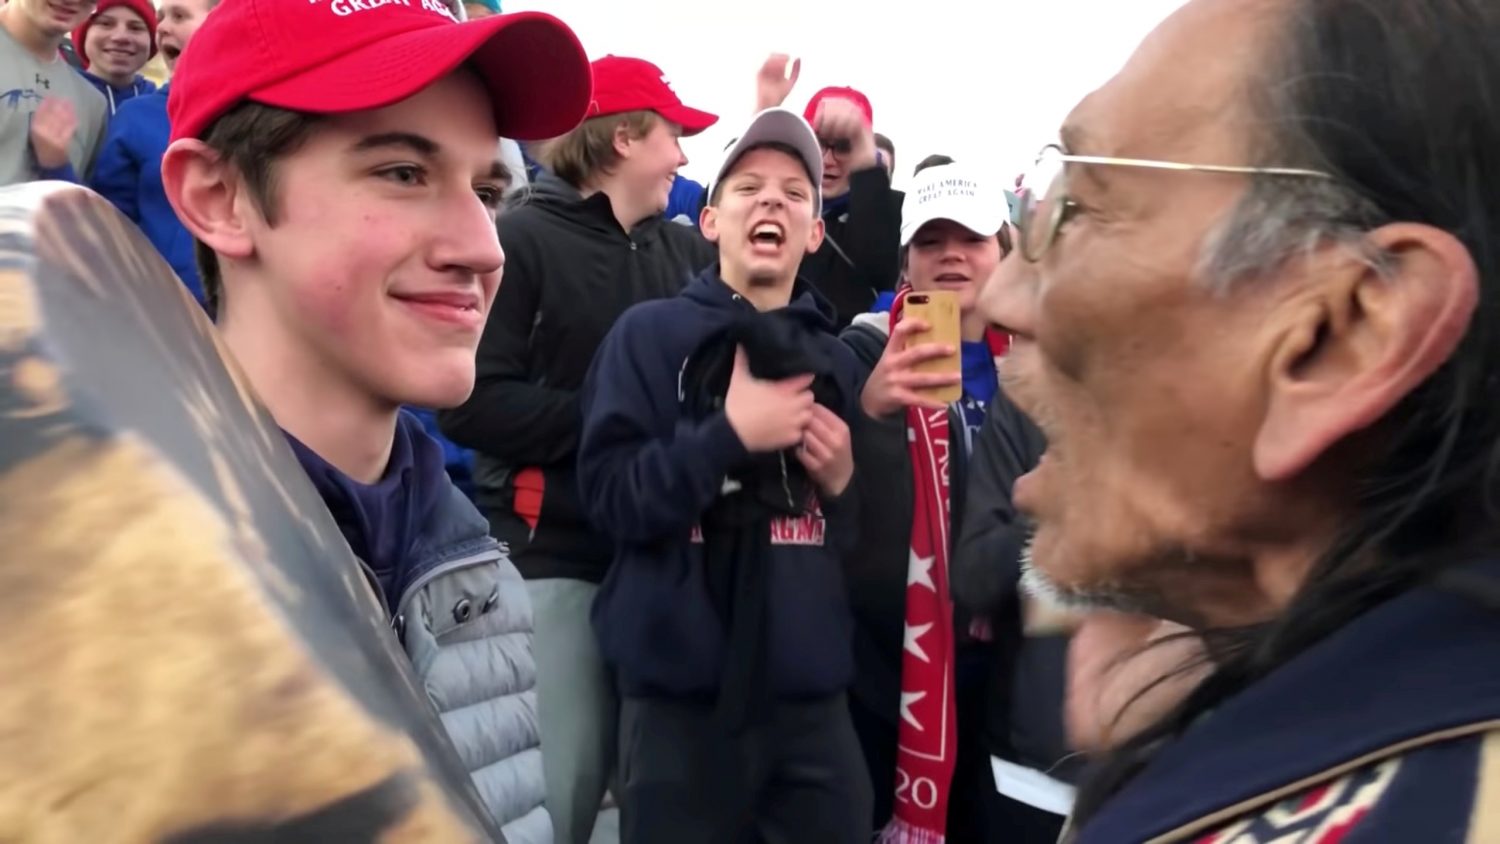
[{"xmin": 235, "ymin": 69, "xmax": 507, "ymax": 410}]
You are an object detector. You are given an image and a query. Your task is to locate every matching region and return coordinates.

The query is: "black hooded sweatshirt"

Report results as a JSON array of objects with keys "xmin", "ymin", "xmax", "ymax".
[{"xmin": 439, "ymin": 173, "xmax": 716, "ymax": 583}]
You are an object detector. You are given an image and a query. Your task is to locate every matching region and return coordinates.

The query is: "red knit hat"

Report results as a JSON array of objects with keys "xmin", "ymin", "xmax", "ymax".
[{"xmin": 71, "ymin": 0, "xmax": 158, "ymax": 71}]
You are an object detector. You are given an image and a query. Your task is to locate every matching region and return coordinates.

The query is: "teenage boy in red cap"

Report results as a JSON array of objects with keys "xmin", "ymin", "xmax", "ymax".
[
  {"xmin": 439, "ymin": 51, "xmax": 717, "ymax": 844},
  {"xmin": 158, "ymin": 1, "xmax": 592, "ymax": 841},
  {"xmin": 800, "ymin": 85, "xmax": 901, "ymax": 327},
  {"xmin": 0, "ymin": 0, "xmax": 107, "ymax": 185},
  {"xmin": 71, "ymin": 0, "xmax": 156, "ymax": 114}
]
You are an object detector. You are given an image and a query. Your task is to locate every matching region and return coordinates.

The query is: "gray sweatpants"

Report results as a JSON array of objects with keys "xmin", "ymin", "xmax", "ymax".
[{"xmin": 528, "ymin": 578, "xmax": 619, "ymax": 844}]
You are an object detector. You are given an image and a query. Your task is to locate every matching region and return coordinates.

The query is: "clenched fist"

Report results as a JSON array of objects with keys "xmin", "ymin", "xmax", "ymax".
[
  {"xmin": 725, "ymin": 346, "xmax": 815, "ymax": 453},
  {"xmin": 810, "ymin": 96, "xmax": 876, "ymax": 171}
]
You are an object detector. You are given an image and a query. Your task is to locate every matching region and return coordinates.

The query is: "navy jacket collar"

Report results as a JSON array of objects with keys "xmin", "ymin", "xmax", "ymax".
[{"xmin": 1080, "ymin": 559, "xmax": 1500, "ymax": 841}]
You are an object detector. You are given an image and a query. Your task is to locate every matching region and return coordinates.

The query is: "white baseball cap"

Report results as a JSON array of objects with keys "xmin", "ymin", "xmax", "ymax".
[
  {"xmin": 900, "ymin": 163, "xmax": 1009, "ymax": 246},
  {"xmin": 707, "ymin": 108, "xmax": 824, "ymax": 215}
]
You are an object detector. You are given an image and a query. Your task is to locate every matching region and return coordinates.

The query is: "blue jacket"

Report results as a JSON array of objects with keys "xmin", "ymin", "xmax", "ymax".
[
  {"xmin": 665, "ymin": 175, "xmax": 705, "ymax": 226},
  {"xmin": 90, "ymin": 85, "xmax": 204, "ymax": 306},
  {"xmin": 78, "ymin": 70, "xmax": 156, "ymax": 114},
  {"xmin": 1071, "ymin": 559, "xmax": 1500, "ymax": 843},
  {"xmin": 579, "ymin": 269, "xmax": 864, "ymax": 701}
]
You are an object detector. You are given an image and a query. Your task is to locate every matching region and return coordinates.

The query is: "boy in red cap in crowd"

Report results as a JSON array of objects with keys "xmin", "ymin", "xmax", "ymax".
[
  {"xmin": 158, "ymin": 0, "xmax": 592, "ymax": 840},
  {"xmin": 71, "ymin": 0, "xmax": 156, "ymax": 114},
  {"xmin": 0, "ymin": 0, "xmax": 107, "ymax": 185},
  {"xmin": 800, "ymin": 85, "xmax": 901, "ymax": 327},
  {"xmin": 439, "ymin": 51, "xmax": 718, "ymax": 844},
  {"xmin": 91, "ymin": 0, "xmax": 218, "ymax": 305}
]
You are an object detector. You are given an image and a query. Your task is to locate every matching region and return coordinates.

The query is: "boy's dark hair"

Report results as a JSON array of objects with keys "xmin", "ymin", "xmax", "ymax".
[
  {"xmin": 707, "ymin": 142, "xmax": 817, "ymax": 207},
  {"xmin": 913, "ymin": 153, "xmax": 954, "ymax": 176},
  {"xmin": 193, "ymin": 101, "xmax": 324, "ymax": 316}
]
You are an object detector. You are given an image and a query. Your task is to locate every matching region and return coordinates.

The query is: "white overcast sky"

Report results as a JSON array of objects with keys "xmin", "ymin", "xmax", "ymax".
[{"xmin": 503, "ymin": 0, "xmax": 1190, "ymax": 189}]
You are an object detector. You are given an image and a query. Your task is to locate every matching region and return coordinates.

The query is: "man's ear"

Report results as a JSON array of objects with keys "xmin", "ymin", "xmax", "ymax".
[
  {"xmin": 161, "ymin": 139, "xmax": 254, "ymax": 263},
  {"xmin": 699, "ymin": 203, "xmax": 720, "ymax": 243},
  {"xmin": 1254, "ymin": 223, "xmax": 1479, "ymax": 481}
]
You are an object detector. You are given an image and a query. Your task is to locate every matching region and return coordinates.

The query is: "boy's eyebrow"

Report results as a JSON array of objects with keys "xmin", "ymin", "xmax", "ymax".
[
  {"xmin": 487, "ymin": 161, "xmax": 510, "ymax": 184},
  {"xmin": 349, "ymin": 132, "xmax": 442, "ymax": 158}
]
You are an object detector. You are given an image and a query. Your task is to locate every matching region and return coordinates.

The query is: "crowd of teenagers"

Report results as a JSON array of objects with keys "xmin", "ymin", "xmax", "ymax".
[{"xmin": 6, "ymin": 0, "xmax": 1500, "ymax": 841}]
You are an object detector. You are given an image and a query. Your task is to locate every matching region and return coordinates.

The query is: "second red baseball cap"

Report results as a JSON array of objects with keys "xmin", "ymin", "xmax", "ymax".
[
  {"xmin": 587, "ymin": 55, "xmax": 718, "ymax": 136},
  {"xmin": 803, "ymin": 86, "xmax": 874, "ymax": 130},
  {"xmin": 167, "ymin": 0, "xmax": 592, "ymax": 144}
]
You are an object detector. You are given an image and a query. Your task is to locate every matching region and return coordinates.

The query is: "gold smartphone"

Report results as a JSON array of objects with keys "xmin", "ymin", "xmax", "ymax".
[{"xmin": 903, "ymin": 290, "xmax": 962, "ymax": 404}]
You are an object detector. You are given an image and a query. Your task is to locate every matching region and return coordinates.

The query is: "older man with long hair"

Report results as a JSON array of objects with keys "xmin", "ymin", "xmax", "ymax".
[{"xmin": 983, "ymin": 0, "xmax": 1500, "ymax": 840}]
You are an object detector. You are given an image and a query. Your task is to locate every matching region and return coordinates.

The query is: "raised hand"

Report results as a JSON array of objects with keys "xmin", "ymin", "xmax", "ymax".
[
  {"xmin": 811, "ymin": 96, "xmax": 876, "ymax": 170},
  {"xmin": 30, "ymin": 97, "xmax": 78, "ymax": 171},
  {"xmin": 755, "ymin": 53, "xmax": 801, "ymax": 112}
]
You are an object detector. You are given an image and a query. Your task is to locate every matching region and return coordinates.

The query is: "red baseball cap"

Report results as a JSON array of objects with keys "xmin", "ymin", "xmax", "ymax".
[
  {"xmin": 587, "ymin": 55, "xmax": 718, "ymax": 136},
  {"xmin": 167, "ymin": 0, "xmax": 592, "ymax": 144},
  {"xmin": 71, "ymin": 0, "xmax": 158, "ymax": 70},
  {"xmin": 803, "ymin": 86, "xmax": 874, "ymax": 130}
]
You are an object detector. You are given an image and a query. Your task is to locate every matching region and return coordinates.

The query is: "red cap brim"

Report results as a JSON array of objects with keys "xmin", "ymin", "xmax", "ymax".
[
  {"xmin": 251, "ymin": 12, "xmax": 590, "ymax": 141},
  {"xmin": 657, "ymin": 103, "xmax": 719, "ymax": 137}
]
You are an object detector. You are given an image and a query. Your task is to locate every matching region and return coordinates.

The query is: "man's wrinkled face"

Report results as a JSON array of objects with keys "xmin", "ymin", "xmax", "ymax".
[
  {"xmin": 239, "ymin": 70, "xmax": 506, "ymax": 411},
  {"xmin": 983, "ymin": 0, "xmax": 1297, "ymax": 618}
]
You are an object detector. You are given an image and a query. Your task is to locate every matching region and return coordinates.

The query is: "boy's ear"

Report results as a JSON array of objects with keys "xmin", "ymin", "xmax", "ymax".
[
  {"xmin": 805, "ymin": 214, "xmax": 825, "ymax": 254},
  {"xmin": 161, "ymin": 138, "xmax": 255, "ymax": 263},
  {"xmin": 612, "ymin": 120, "xmax": 635, "ymax": 160},
  {"xmin": 700, "ymin": 203, "xmax": 720, "ymax": 243}
]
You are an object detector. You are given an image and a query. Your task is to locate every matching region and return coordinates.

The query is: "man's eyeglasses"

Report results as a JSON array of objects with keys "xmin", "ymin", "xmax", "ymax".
[{"xmin": 1011, "ymin": 143, "xmax": 1335, "ymax": 262}]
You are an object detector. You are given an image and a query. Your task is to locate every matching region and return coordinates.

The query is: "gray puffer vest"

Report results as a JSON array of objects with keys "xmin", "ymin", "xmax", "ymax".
[{"xmin": 393, "ymin": 483, "xmax": 549, "ymax": 843}]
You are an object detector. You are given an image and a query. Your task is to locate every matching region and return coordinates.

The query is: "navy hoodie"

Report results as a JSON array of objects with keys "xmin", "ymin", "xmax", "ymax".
[{"xmin": 578, "ymin": 268, "xmax": 865, "ymax": 701}]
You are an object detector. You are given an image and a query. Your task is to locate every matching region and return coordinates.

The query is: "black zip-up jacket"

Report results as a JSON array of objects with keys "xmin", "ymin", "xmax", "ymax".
[
  {"xmin": 951, "ymin": 387, "xmax": 1081, "ymax": 784},
  {"xmin": 439, "ymin": 174, "xmax": 716, "ymax": 582},
  {"xmin": 802, "ymin": 167, "xmax": 903, "ymax": 327},
  {"xmin": 839, "ymin": 319, "xmax": 974, "ymax": 726}
]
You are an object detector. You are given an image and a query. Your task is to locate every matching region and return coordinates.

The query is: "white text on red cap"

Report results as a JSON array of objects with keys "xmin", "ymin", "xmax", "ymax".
[{"xmin": 315, "ymin": 0, "xmax": 458, "ymax": 22}]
